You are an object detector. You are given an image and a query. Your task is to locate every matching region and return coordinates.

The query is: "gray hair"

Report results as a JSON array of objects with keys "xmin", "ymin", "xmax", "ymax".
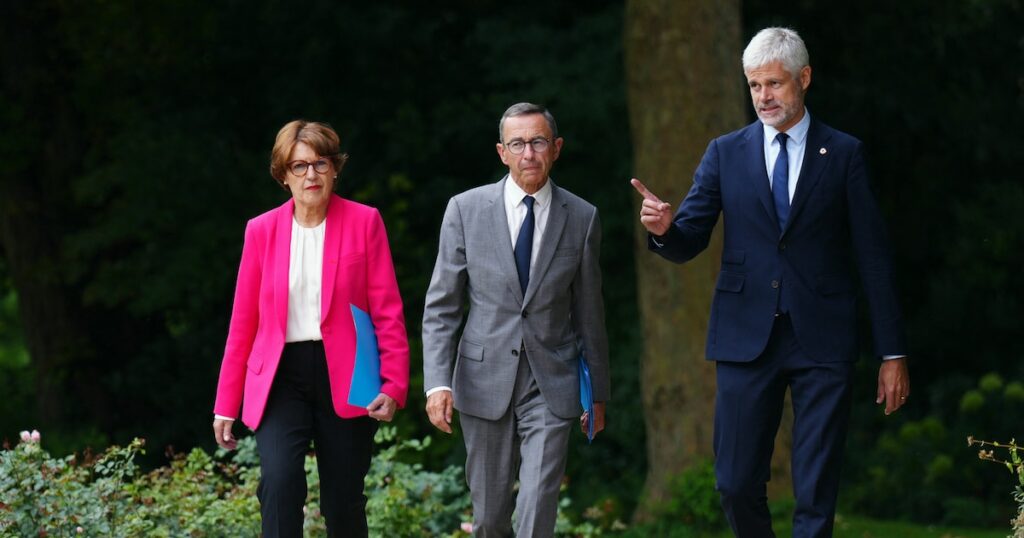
[
  {"xmin": 742, "ymin": 27, "xmax": 809, "ymax": 78},
  {"xmin": 497, "ymin": 102, "xmax": 558, "ymax": 141}
]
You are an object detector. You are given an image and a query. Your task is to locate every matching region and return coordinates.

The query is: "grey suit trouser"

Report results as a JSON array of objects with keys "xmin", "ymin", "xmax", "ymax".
[{"xmin": 460, "ymin": 351, "xmax": 574, "ymax": 538}]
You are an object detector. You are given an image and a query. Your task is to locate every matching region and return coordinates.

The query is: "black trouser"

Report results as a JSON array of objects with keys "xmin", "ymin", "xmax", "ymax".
[{"xmin": 255, "ymin": 340, "xmax": 376, "ymax": 538}]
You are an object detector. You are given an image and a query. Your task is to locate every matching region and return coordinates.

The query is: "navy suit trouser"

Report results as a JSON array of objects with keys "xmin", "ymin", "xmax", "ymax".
[{"xmin": 713, "ymin": 315, "xmax": 854, "ymax": 538}]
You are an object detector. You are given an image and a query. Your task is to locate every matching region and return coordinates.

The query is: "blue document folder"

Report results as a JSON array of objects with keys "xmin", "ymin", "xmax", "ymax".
[
  {"xmin": 578, "ymin": 353, "xmax": 595, "ymax": 443},
  {"xmin": 348, "ymin": 304, "xmax": 382, "ymax": 408}
]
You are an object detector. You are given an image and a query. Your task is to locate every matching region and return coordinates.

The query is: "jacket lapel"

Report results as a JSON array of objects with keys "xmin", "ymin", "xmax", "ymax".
[
  {"xmin": 274, "ymin": 199, "xmax": 294, "ymax": 337},
  {"xmin": 744, "ymin": 123, "xmax": 778, "ymax": 229},
  {"xmin": 784, "ymin": 120, "xmax": 832, "ymax": 235},
  {"xmin": 488, "ymin": 177, "xmax": 524, "ymax": 306},
  {"xmin": 523, "ymin": 181, "xmax": 567, "ymax": 308},
  {"xmin": 320, "ymin": 195, "xmax": 343, "ymax": 322}
]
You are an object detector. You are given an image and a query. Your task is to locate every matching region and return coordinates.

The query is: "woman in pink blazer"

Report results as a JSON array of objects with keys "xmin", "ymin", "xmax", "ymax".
[{"xmin": 212, "ymin": 120, "xmax": 409, "ymax": 537}]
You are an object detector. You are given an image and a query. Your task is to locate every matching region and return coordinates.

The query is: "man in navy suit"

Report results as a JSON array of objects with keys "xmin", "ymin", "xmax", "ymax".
[{"xmin": 631, "ymin": 27, "xmax": 910, "ymax": 537}]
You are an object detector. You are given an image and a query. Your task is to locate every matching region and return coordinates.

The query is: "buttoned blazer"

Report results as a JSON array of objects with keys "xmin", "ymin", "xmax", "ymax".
[
  {"xmin": 422, "ymin": 178, "xmax": 609, "ymax": 420},
  {"xmin": 214, "ymin": 195, "xmax": 409, "ymax": 429},
  {"xmin": 652, "ymin": 119, "xmax": 906, "ymax": 362}
]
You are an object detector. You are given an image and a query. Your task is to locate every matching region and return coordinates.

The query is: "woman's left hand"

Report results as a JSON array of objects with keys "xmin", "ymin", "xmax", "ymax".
[{"xmin": 367, "ymin": 393, "xmax": 398, "ymax": 422}]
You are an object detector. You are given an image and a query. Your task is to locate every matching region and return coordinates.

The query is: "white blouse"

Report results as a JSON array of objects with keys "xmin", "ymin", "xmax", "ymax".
[{"xmin": 286, "ymin": 217, "xmax": 326, "ymax": 342}]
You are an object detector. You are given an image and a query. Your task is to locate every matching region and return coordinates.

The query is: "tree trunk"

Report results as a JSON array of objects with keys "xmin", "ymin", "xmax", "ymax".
[
  {"xmin": 625, "ymin": 0, "xmax": 794, "ymax": 519},
  {"xmin": 0, "ymin": 2, "xmax": 95, "ymax": 428}
]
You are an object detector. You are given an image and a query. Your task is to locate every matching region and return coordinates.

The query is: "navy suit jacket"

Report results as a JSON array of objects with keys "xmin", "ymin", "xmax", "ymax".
[{"xmin": 652, "ymin": 119, "xmax": 906, "ymax": 363}]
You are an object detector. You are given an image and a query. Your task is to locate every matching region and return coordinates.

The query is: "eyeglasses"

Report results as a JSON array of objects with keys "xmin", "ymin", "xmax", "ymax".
[
  {"xmin": 503, "ymin": 138, "xmax": 551, "ymax": 155},
  {"xmin": 287, "ymin": 157, "xmax": 333, "ymax": 176}
]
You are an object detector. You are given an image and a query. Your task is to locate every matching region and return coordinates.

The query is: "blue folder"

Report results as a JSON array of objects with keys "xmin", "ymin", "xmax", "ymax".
[
  {"xmin": 578, "ymin": 353, "xmax": 595, "ymax": 443},
  {"xmin": 348, "ymin": 304, "xmax": 382, "ymax": 408}
]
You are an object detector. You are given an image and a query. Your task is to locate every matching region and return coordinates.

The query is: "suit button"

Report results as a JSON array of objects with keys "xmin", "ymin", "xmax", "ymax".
[
  {"xmin": 771, "ymin": 280, "xmax": 780, "ymax": 289},
  {"xmin": 522, "ymin": 310, "xmax": 528, "ymax": 318},
  {"xmin": 779, "ymin": 242, "xmax": 787, "ymax": 251},
  {"xmin": 512, "ymin": 349, "xmax": 519, "ymax": 357}
]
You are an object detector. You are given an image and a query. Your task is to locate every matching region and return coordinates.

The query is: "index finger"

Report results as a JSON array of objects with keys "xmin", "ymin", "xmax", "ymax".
[{"xmin": 630, "ymin": 178, "xmax": 662, "ymax": 203}]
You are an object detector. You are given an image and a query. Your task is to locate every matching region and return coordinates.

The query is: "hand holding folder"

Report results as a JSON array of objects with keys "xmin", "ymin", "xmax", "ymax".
[
  {"xmin": 578, "ymin": 353, "xmax": 595, "ymax": 443},
  {"xmin": 348, "ymin": 304, "xmax": 382, "ymax": 408},
  {"xmin": 349, "ymin": 304, "xmax": 398, "ymax": 421}
]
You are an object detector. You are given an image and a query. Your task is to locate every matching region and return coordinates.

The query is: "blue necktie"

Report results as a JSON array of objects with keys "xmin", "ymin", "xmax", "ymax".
[
  {"xmin": 514, "ymin": 195, "xmax": 535, "ymax": 294},
  {"xmin": 773, "ymin": 132, "xmax": 790, "ymax": 230}
]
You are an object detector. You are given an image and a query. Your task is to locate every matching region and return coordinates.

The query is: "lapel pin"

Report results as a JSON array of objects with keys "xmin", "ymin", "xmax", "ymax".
[{"xmin": 819, "ymin": 147, "xmax": 827, "ymax": 155}]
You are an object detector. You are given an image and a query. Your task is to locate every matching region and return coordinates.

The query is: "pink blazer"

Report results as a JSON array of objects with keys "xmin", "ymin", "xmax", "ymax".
[{"xmin": 214, "ymin": 195, "xmax": 409, "ymax": 429}]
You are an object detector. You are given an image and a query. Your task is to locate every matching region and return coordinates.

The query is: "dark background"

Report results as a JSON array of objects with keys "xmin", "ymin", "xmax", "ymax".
[{"xmin": 1, "ymin": 0, "xmax": 1021, "ymax": 526}]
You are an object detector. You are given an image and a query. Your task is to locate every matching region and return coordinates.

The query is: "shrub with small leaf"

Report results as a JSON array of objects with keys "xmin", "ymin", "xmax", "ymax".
[
  {"xmin": 0, "ymin": 427, "xmax": 620, "ymax": 537},
  {"xmin": 967, "ymin": 437, "xmax": 1024, "ymax": 538},
  {"xmin": 617, "ymin": 459, "xmax": 724, "ymax": 538},
  {"xmin": 844, "ymin": 371, "xmax": 1023, "ymax": 526}
]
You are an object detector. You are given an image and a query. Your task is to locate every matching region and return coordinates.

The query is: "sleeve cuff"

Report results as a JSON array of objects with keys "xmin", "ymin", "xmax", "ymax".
[
  {"xmin": 214, "ymin": 414, "xmax": 236, "ymax": 421},
  {"xmin": 881, "ymin": 355, "xmax": 906, "ymax": 361},
  {"xmin": 425, "ymin": 386, "xmax": 452, "ymax": 397}
]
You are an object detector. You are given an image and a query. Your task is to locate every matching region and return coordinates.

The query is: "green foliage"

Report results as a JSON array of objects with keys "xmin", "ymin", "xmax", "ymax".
[
  {"xmin": 364, "ymin": 427, "xmax": 470, "ymax": 537},
  {"xmin": 967, "ymin": 438, "xmax": 1024, "ymax": 538},
  {"xmin": 0, "ymin": 0, "xmax": 1020, "ymax": 527},
  {"xmin": 0, "ymin": 428, "xmax": 620, "ymax": 537},
  {"xmin": 0, "ymin": 274, "xmax": 33, "ymax": 440},
  {"xmin": 705, "ymin": 506, "xmax": 1010, "ymax": 538},
  {"xmin": 663, "ymin": 460, "xmax": 724, "ymax": 531},
  {"xmin": 844, "ymin": 372, "xmax": 1023, "ymax": 526},
  {"xmin": 0, "ymin": 4, "xmax": 645, "ymax": 513},
  {"xmin": 622, "ymin": 460, "xmax": 725, "ymax": 537}
]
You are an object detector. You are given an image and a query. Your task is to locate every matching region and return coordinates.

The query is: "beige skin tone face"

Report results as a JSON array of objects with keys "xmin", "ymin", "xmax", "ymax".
[
  {"xmin": 495, "ymin": 113, "xmax": 564, "ymax": 194},
  {"xmin": 745, "ymin": 61, "xmax": 812, "ymax": 133},
  {"xmin": 283, "ymin": 141, "xmax": 336, "ymax": 226}
]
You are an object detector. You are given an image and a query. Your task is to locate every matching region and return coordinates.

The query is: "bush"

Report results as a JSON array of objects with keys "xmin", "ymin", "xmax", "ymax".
[
  {"xmin": 0, "ymin": 428, "xmax": 467, "ymax": 537},
  {"xmin": 0, "ymin": 427, "xmax": 623, "ymax": 537},
  {"xmin": 621, "ymin": 460, "xmax": 726, "ymax": 537},
  {"xmin": 843, "ymin": 371, "xmax": 1023, "ymax": 526},
  {"xmin": 967, "ymin": 437, "xmax": 1024, "ymax": 538}
]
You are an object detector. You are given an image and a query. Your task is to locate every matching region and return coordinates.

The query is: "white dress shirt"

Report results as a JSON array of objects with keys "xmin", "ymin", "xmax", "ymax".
[
  {"xmin": 286, "ymin": 216, "xmax": 325, "ymax": 343},
  {"xmin": 763, "ymin": 108, "xmax": 811, "ymax": 203},
  {"xmin": 504, "ymin": 175, "xmax": 552, "ymax": 270}
]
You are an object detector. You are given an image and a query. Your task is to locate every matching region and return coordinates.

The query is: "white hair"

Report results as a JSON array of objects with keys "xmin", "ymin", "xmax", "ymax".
[{"xmin": 742, "ymin": 27, "xmax": 809, "ymax": 78}]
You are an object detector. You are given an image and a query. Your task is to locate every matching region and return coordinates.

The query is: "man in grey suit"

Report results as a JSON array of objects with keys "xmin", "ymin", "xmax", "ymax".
[{"xmin": 422, "ymin": 102, "xmax": 610, "ymax": 537}]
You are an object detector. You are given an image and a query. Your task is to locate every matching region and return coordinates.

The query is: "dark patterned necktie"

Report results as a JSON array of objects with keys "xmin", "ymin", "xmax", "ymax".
[
  {"xmin": 514, "ymin": 195, "xmax": 535, "ymax": 293},
  {"xmin": 773, "ymin": 132, "xmax": 790, "ymax": 230}
]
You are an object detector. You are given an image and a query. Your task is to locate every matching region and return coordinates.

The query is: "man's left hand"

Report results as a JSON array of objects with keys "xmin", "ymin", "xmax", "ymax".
[
  {"xmin": 367, "ymin": 393, "xmax": 398, "ymax": 422},
  {"xmin": 581, "ymin": 402, "xmax": 607, "ymax": 437},
  {"xmin": 876, "ymin": 358, "xmax": 910, "ymax": 415}
]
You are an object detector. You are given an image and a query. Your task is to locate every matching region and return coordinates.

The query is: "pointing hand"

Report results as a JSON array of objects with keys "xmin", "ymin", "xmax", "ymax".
[{"xmin": 631, "ymin": 178, "xmax": 673, "ymax": 236}]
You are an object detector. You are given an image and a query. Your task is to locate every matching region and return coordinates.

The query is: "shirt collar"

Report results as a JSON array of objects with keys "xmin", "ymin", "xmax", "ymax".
[
  {"xmin": 504, "ymin": 175, "xmax": 552, "ymax": 209},
  {"xmin": 763, "ymin": 107, "xmax": 811, "ymax": 146}
]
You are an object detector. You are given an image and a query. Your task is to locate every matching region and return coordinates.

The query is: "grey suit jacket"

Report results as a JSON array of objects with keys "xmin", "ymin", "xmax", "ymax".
[{"xmin": 422, "ymin": 177, "xmax": 609, "ymax": 420}]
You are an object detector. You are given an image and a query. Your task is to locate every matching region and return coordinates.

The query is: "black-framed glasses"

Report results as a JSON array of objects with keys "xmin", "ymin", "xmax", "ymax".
[
  {"xmin": 287, "ymin": 157, "xmax": 333, "ymax": 176},
  {"xmin": 503, "ymin": 137, "xmax": 551, "ymax": 155}
]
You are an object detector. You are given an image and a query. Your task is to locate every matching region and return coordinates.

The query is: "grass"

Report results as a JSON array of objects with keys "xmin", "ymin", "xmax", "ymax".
[{"xmin": 709, "ymin": 512, "xmax": 1008, "ymax": 538}]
